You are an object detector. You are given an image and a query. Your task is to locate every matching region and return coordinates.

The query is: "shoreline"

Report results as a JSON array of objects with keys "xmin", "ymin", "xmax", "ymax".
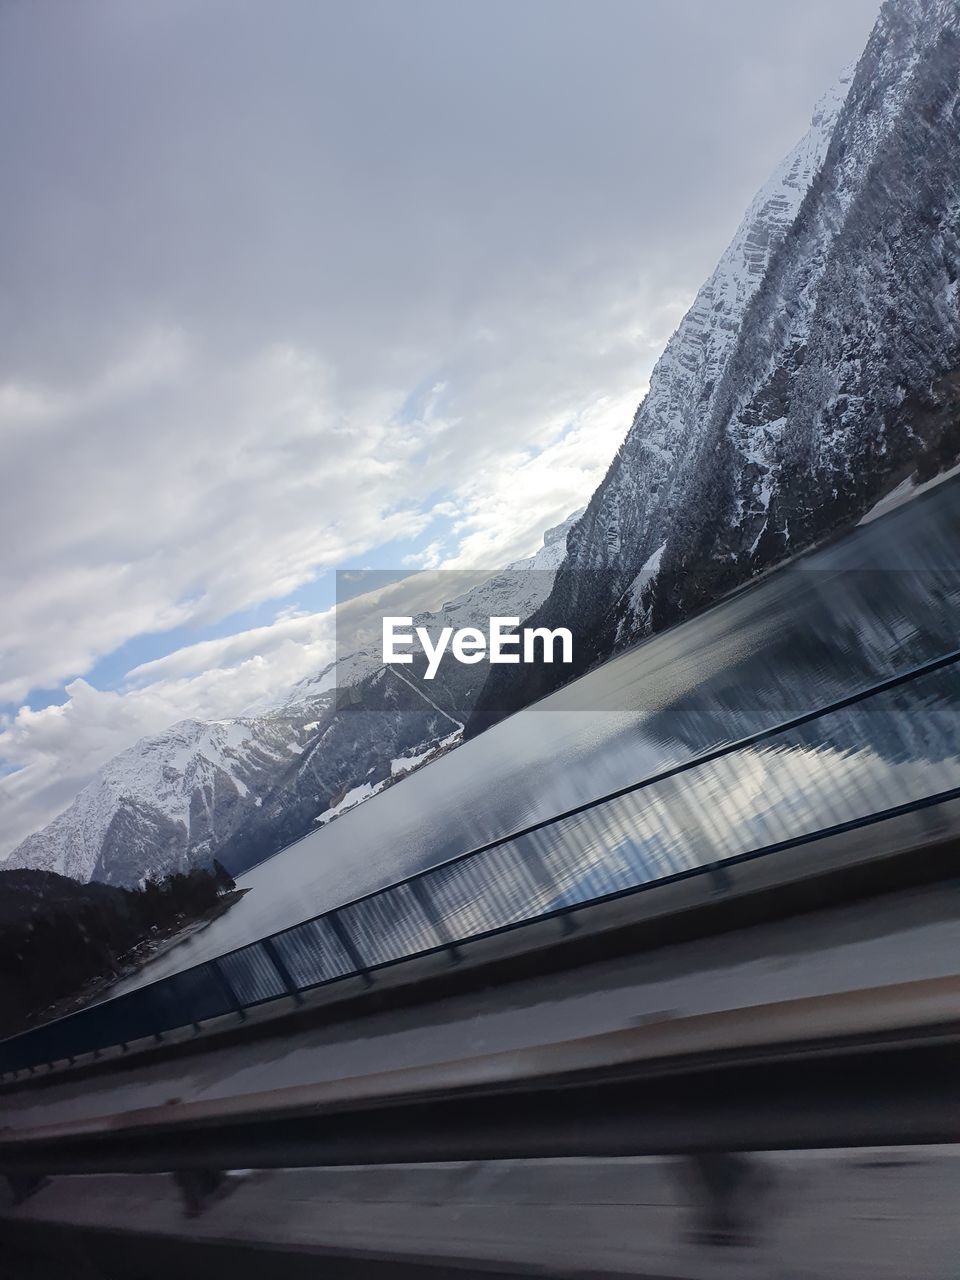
[{"xmin": 13, "ymin": 887, "xmax": 251, "ymax": 1033}]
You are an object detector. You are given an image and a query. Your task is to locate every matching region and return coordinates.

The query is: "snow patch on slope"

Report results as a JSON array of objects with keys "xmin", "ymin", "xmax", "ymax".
[{"xmin": 858, "ymin": 462, "xmax": 960, "ymax": 526}]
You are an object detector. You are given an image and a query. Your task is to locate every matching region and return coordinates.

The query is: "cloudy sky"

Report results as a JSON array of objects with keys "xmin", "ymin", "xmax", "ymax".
[{"xmin": 0, "ymin": 0, "xmax": 880, "ymax": 857}]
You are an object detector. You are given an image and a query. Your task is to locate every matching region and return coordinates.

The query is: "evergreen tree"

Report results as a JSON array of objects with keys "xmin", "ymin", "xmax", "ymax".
[{"xmin": 212, "ymin": 858, "xmax": 236, "ymax": 893}]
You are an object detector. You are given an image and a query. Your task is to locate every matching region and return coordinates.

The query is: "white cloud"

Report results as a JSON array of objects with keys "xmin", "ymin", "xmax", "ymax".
[
  {"xmin": 0, "ymin": 335, "xmax": 431, "ymax": 702},
  {"xmin": 446, "ymin": 383, "xmax": 661, "ymax": 569},
  {"xmin": 123, "ymin": 611, "xmax": 336, "ymax": 687},
  {"xmin": 0, "ymin": 610, "xmax": 340, "ymax": 857},
  {"xmin": 0, "ymin": 280, "xmax": 663, "ymax": 706},
  {"xmin": 0, "ymin": 0, "xmax": 881, "ymax": 853}
]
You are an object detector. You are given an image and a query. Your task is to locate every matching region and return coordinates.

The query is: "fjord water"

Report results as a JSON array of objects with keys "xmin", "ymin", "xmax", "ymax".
[{"xmin": 117, "ymin": 478, "xmax": 960, "ymax": 990}]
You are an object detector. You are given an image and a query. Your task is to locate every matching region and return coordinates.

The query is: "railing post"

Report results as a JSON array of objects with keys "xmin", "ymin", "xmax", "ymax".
[
  {"xmin": 409, "ymin": 878, "xmax": 461, "ymax": 963},
  {"xmin": 209, "ymin": 958, "xmax": 247, "ymax": 1021},
  {"xmin": 326, "ymin": 914, "xmax": 375, "ymax": 987},
  {"xmin": 142, "ymin": 986, "xmax": 166, "ymax": 1043},
  {"xmin": 174, "ymin": 1169, "xmax": 228, "ymax": 1218},
  {"xmin": 167, "ymin": 974, "xmax": 202, "ymax": 1034},
  {"xmin": 6, "ymin": 1174, "xmax": 50, "ymax": 1207},
  {"xmin": 709, "ymin": 861, "xmax": 733, "ymax": 894},
  {"xmin": 260, "ymin": 938, "xmax": 304, "ymax": 1005},
  {"xmin": 525, "ymin": 842, "xmax": 577, "ymax": 933}
]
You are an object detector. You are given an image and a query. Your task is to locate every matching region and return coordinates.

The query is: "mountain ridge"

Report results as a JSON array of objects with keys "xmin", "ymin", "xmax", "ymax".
[
  {"xmin": 5, "ymin": 511, "xmax": 582, "ymax": 885},
  {"xmin": 467, "ymin": 0, "xmax": 960, "ymax": 734}
]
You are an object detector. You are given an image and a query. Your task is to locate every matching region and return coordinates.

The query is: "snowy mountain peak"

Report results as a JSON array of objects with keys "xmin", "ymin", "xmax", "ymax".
[
  {"xmin": 6, "ymin": 511, "xmax": 583, "ymax": 885},
  {"xmin": 4, "ymin": 710, "xmax": 319, "ymax": 885},
  {"xmin": 507, "ymin": 508, "xmax": 586, "ymax": 571}
]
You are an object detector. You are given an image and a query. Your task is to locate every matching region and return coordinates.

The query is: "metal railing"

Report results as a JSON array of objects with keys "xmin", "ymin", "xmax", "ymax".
[{"xmin": 4, "ymin": 647, "xmax": 960, "ymax": 1078}]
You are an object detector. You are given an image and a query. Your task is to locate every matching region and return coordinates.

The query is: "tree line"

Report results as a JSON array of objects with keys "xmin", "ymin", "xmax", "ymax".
[{"xmin": 0, "ymin": 860, "xmax": 237, "ymax": 1036}]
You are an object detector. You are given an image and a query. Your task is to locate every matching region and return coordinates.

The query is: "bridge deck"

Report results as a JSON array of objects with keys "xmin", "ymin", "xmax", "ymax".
[{"xmin": 3, "ymin": 877, "xmax": 957, "ymax": 1141}]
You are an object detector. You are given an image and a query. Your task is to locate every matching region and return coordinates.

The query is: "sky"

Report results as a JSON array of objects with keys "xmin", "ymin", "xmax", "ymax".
[{"xmin": 0, "ymin": 0, "xmax": 881, "ymax": 858}]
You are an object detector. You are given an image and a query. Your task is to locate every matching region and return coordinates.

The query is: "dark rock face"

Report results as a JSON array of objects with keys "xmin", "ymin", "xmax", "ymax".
[
  {"xmin": 213, "ymin": 668, "xmax": 461, "ymax": 875},
  {"xmin": 469, "ymin": 0, "xmax": 960, "ymax": 736}
]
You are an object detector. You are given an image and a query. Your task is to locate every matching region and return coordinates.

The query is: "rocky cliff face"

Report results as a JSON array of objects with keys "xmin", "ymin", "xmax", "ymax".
[
  {"xmin": 6, "ymin": 513, "xmax": 581, "ymax": 885},
  {"xmin": 468, "ymin": 0, "xmax": 960, "ymax": 734}
]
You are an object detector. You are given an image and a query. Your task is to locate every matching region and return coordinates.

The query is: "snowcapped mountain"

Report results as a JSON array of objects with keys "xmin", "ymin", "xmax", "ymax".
[
  {"xmin": 468, "ymin": 0, "xmax": 960, "ymax": 733},
  {"xmin": 507, "ymin": 509, "xmax": 584, "ymax": 572},
  {"xmin": 6, "ymin": 513, "xmax": 581, "ymax": 885},
  {"xmin": 5, "ymin": 710, "xmax": 329, "ymax": 886}
]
